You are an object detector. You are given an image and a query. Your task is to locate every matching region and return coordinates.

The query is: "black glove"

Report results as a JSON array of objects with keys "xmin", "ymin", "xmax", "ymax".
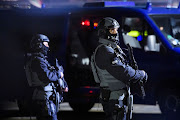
[
  {"xmin": 130, "ymin": 70, "xmax": 148, "ymax": 84},
  {"xmin": 142, "ymin": 72, "xmax": 148, "ymax": 84}
]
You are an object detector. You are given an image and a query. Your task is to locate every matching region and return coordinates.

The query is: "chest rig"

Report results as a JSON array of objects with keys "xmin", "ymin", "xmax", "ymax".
[{"xmin": 108, "ymin": 43, "xmax": 128, "ymax": 65}]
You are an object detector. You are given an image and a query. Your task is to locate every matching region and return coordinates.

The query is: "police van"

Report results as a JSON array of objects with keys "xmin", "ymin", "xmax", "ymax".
[
  {"xmin": 66, "ymin": 1, "xmax": 180, "ymax": 118},
  {"xmin": 0, "ymin": 1, "xmax": 180, "ymax": 119}
]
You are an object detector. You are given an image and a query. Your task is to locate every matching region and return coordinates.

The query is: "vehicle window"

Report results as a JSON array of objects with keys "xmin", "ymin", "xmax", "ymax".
[
  {"xmin": 122, "ymin": 17, "xmax": 143, "ymax": 49},
  {"xmin": 172, "ymin": 18, "xmax": 180, "ymax": 40},
  {"xmin": 151, "ymin": 15, "xmax": 180, "ymax": 47},
  {"xmin": 70, "ymin": 15, "xmax": 166, "ymax": 56},
  {"xmin": 122, "ymin": 17, "xmax": 163, "ymax": 53}
]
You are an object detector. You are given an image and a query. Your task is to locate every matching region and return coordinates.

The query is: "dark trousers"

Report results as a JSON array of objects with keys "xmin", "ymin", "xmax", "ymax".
[
  {"xmin": 33, "ymin": 99, "xmax": 58, "ymax": 120},
  {"xmin": 101, "ymin": 99, "xmax": 126, "ymax": 120}
]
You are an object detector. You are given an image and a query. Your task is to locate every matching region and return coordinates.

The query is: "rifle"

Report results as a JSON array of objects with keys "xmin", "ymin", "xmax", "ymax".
[
  {"xmin": 114, "ymin": 44, "xmax": 133, "ymax": 120},
  {"xmin": 54, "ymin": 59, "xmax": 68, "ymax": 112},
  {"xmin": 126, "ymin": 43, "xmax": 146, "ymax": 99},
  {"xmin": 114, "ymin": 44, "xmax": 146, "ymax": 119}
]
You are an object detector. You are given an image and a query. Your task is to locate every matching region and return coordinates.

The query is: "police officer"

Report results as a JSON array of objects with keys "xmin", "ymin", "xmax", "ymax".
[
  {"xmin": 25, "ymin": 34, "xmax": 68, "ymax": 120},
  {"xmin": 91, "ymin": 17, "xmax": 148, "ymax": 120}
]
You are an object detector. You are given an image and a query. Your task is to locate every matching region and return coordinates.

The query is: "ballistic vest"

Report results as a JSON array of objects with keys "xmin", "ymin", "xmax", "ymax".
[
  {"xmin": 91, "ymin": 40, "xmax": 127, "ymax": 91},
  {"xmin": 25, "ymin": 53, "xmax": 53, "ymax": 100}
]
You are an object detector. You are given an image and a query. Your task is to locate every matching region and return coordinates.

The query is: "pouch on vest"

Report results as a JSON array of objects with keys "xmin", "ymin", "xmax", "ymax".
[
  {"xmin": 101, "ymin": 88, "xmax": 111, "ymax": 102},
  {"xmin": 91, "ymin": 55, "xmax": 100, "ymax": 83}
]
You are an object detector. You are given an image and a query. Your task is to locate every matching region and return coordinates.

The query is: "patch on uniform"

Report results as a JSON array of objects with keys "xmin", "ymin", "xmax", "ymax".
[{"xmin": 112, "ymin": 60, "xmax": 118, "ymax": 64}]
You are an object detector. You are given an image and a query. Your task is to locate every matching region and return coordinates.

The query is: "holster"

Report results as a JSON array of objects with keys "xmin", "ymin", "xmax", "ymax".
[{"xmin": 101, "ymin": 88, "xmax": 111, "ymax": 101}]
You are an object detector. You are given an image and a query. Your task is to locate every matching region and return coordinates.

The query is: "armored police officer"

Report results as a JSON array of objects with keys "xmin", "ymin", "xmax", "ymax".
[
  {"xmin": 91, "ymin": 17, "xmax": 148, "ymax": 120},
  {"xmin": 25, "ymin": 34, "xmax": 68, "ymax": 120}
]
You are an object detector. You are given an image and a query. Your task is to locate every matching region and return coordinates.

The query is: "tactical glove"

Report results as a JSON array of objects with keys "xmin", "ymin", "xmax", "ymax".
[
  {"xmin": 131, "ymin": 70, "xmax": 146, "ymax": 83},
  {"xmin": 142, "ymin": 72, "xmax": 148, "ymax": 84}
]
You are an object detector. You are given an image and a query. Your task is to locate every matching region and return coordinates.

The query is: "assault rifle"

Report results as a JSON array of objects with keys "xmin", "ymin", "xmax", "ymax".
[
  {"xmin": 54, "ymin": 59, "xmax": 68, "ymax": 112},
  {"xmin": 114, "ymin": 44, "xmax": 146, "ymax": 120},
  {"xmin": 126, "ymin": 43, "xmax": 146, "ymax": 99},
  {"xmin": 114, "ymin": 44, "xmax": 133, "ymax": 120}
]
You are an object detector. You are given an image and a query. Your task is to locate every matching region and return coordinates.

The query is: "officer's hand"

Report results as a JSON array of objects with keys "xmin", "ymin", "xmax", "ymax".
[
  {"xmin": 142, "ymin": 71, "xmax": 148, "ymax": 83},
  {"xmin": 132, "ymin": 70, "xmax": 147, "ymax": 83},
  {"xmin": 63, "ymin": 87, "xmax": 68, "ymax": 92}
]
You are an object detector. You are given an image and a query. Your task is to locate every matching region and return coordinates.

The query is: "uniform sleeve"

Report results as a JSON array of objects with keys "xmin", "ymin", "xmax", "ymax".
[
  {"xmin": 95, "ymin": 45, "xmax": 145, "ymax": 84},
  {"xmin": 31, "ymin": 57, "xmax": 59, "ymax": 83}
]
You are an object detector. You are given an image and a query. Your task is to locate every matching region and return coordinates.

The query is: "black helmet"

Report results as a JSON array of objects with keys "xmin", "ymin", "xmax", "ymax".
[
  {"xmin": 97, "ymin": 17, "xmax": 120, "ymax": 42},
  {"xmin": 30, "ymin": 34, "xmax": 50, "ymax": 55}
]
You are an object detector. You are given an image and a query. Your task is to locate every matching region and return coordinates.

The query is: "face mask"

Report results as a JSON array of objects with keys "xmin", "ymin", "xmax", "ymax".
[
  {"xmin": 42, "ymin": 45, "xmax": 49, "ymax": 56},
  {"xmin": 111, "ymin": 33, "xmax": 119, "ymax": 41}
]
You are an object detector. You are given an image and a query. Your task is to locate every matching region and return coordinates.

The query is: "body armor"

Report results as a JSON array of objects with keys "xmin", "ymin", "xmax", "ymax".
[
  {"xmin": 91, "ymin": 43, "xmax": 127, "ymax": 91},
  {"xmin": 25, "ymin": 53, "xmax": 54, "ymax": 100}
]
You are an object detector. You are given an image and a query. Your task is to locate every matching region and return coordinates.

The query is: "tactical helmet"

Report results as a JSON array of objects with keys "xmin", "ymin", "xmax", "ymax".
[
  {"xmin": 30, "ymin": 34, "xmax": 50, "ymax": 54},
  {"xmin": 97, "ymin": 17, "xmax": 120, "ymax": 42}
]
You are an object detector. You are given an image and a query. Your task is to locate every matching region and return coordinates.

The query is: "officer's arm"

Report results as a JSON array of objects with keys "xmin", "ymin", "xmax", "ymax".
[
  {"xmin": 112, "ymin": 57, "xmax": 146, "ymax": 83},
  {"xmin": 31, "ymin": 57, "xmax": 60, "ymax": 82},
  {"xmin": 96, "ymin": 45, "xmax": 145, "ymax": 83}
]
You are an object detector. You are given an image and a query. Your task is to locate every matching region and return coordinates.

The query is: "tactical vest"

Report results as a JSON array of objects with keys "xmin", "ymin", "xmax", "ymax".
[
  {"xmin": 25, "ymin": 55, "xmax": 53, "ymax": 100},
  {"xmin": 91, "ymin": 44, "xmax": 126, "ymax": 91}
]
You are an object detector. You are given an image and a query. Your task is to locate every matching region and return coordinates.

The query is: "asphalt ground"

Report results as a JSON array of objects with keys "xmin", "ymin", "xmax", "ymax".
[{"xmin": 0, "ymin": 101, "xmax": 164, "ymax": 120}]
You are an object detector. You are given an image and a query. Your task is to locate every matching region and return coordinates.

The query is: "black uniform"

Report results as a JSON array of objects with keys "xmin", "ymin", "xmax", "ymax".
[
  {"xmin": 91, "ymin": 17, "xmax": 147, "ymax": 120},
  {"xmin": 25, "ymin": 34, "xmax": 68, "ymax": 120}
]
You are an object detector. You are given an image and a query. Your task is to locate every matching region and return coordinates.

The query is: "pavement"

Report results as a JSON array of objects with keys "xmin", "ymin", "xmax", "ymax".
[
  {"xmin": 0, "ymin": 100, "xmax": 161, "ymax": 113},
  {"xmin": 0, "ymin": 100, "xmax": 162, "ymax": 120}
]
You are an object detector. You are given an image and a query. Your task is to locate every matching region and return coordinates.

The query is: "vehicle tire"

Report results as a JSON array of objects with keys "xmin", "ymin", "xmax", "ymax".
[
  {"xmin": 158, "ymin": 88, "xmax": 180, "ymax": 120},
  {"xmin": 69, "ymin": 102, "xmax": 95, "ymax": 112}
]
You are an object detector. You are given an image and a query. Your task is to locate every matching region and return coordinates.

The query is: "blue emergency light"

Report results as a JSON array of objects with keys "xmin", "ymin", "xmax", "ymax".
[
  {"xmin": 83, "ymin": 1, "xmax": 135, "ymax": 7},
  {"xmin": 104, "ymin": 1, "xmax": 135, "ymax": 7}
]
